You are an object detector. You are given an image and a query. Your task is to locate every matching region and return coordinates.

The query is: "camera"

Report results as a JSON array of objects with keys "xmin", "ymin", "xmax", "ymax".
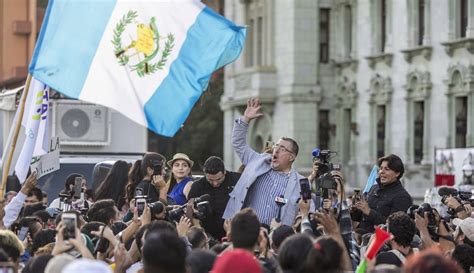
[
  {"xmin": 417, "ymin": 203, "xmax": 439, "ymax": 240},
  {"xmin": 438, "ymin": 187, "xmax": 473, "ymax": 216},
  {"xmin": 311, "ymin": 148, "xmax": 340, "ymax": 199},
  {"xmin": 152, "ymin": 159, "xmax": 164, "ymax": 176},
  {"xmin": 168, "ymin": 194, "xmax": 211, "ymax": 222},
  {"xmin": 311, "ymin": 149, "xmax": 339, "ymax": 175},
  {"xmin": 148, "ymin": 201, "xmax": 165, "ymax": 216}
]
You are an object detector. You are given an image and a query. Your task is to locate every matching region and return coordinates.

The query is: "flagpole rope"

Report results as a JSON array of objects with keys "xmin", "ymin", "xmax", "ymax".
[{"xmin": 1, "ymin": 74, "xmax": 33, "ymax": 197}]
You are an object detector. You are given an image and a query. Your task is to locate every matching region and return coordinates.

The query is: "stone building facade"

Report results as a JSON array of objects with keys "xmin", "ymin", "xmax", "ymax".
[{"xmin": 221, "ymin": 0, "xmax": 474, "ymax": 197}]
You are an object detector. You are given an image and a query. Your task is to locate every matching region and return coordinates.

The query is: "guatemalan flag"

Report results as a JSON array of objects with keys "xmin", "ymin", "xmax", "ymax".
[{"xmin": 29, "ymin": 0, "xmax": 246, "ymax": 137}]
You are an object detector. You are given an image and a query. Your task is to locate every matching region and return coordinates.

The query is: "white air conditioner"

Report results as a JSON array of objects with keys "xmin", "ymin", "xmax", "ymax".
[{"xmin": 52, "ymin": 100, "xmax": 111, "ymax": 146}]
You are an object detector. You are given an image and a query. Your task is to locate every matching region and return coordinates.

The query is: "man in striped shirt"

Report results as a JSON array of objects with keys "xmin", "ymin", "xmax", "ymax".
[{"xmin": 223, "ymin": 98, "xmax": 306, "ymax": 226}]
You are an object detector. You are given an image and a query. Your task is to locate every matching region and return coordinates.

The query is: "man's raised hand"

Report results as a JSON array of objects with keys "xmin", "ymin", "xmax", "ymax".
[{"xmin": 243, "ymin": 98, "xmax": 263, "ymax": 123}]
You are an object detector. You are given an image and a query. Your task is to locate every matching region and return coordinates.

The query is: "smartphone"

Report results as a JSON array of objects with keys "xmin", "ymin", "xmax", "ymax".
[
  {"xmin": 353, "ymin": 188, "xmax": 361, "ymax": 203},
  {"xmin": 73, "ymin": 177, "xmax": 82, "ymax": 199},
  {"xmin": 0, "ymin": 262, "xmax": 17, "ymax": 273},
  {"xmin": 62, "ymin": 213, "xmax": 77, "ymax": 240},
  {"xmin": 136, "ymin": 198, "xmax": 147, "ymax": 217},
  {"xmin": 18, "ymin": 226, "xmax": 29, "ymax": 241},
  {"xmin": 299, "ymin": 178, "xmax": 312, "ymax": 201}
]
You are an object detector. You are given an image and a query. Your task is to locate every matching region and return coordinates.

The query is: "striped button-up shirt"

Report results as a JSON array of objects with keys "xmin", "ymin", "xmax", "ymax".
[{"xmin": 243, "ymin": 169, "xmax": 290, "ymax": 225}]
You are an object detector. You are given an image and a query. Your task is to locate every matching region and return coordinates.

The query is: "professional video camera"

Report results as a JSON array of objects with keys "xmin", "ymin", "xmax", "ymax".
[
  {"xmin": 438, "ymin": 186, "xmax": 473, "ymax": 216},
  {"xmin": 312, "ymin": 148, "xmax": 340, "ymax": 198},
  {"xmin": 168, "ymin": 194, "xmax": 212, "ymax": 222}
]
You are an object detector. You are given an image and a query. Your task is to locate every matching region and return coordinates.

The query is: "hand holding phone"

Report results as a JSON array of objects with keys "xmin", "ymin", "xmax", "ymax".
[
  {"xmin": 299, "ymin": 178, "xmax": 312, "ymax": 201},
  {"xmin": 62, "ymin": 213, "xmax": 77, "ymax": 240},
  {"xmin": 136, "ymin": 198, "xmax": 147, "ymax": 217},
  {"xmin": 18, "ymin": 226, "xmax": 29, "ymax": 241}
]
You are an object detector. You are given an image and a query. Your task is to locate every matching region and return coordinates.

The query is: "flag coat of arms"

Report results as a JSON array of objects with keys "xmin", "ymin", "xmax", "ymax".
[{"xmin": 29, "ymin": 0, "xmax": 246, "ymax": 137}]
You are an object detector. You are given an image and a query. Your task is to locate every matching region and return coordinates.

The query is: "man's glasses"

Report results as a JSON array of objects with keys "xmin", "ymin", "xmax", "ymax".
[{"xmin": 273, "ymin": 144, "xmax": 294, "ymax": 154}]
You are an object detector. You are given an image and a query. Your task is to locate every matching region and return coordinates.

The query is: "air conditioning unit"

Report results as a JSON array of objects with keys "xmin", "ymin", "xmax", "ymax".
[{"xmin": 52, "ymin": 100, "xmax": 111, "ymax": 146}]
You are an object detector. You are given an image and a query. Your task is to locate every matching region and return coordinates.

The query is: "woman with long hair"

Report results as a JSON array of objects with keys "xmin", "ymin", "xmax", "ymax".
[
  {"xmin": 95, "ymin": 160, "xmax": 131, "ymax": 215},
  {"xmin": 166, "ymin": 153, "xmax": 194, "ymax": 205},
  {"xmin": 125, "ymin": 152, "xmax": 167, "ymax": 204},
  {"xmin": 125, "ymin": 159, "xmax": 144, "ymax": 203}
]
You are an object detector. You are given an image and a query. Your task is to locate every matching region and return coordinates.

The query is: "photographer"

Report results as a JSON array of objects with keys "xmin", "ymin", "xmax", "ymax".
[
  {"xmin": 48, "ymin": 173, "xmax": 91, "ymax": 212},
  {"xmin": 133, "ymin": 152, "xmax": 168, "ymax": 203},
  {"xmin": 352, "ymin": 154, "xmax": 413, "ymax": 233},
  {"xmin": 188, "ymin": 156, "xmax": 240, "ymax": 240}
]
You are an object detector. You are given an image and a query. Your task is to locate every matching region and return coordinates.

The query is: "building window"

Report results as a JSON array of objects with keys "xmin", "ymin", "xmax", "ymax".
[
  {"xmin": 418, "ymin": 0, "xmax": 425, "ymax": 45},
  {"xmin": 343, "ymin": 108, "xmax": 352, "ymax": 163},
  {"xmin": 455, "ymin": 96, "xmax": 468, "ymax": 148},
  {"xmin": 405, "ymin": 71, "xmax": 431, "ymax": 164},
  {"xmin": 244, "ymin": 0, "xmax": 267, "ymax": 68},
  {"xmin": 320, "ymin": 8, "xmax": 330, "ymax": 63},
  {"xmin": 319, "ymin": 110, "xmax": 330, "ymax": 149},
  {"xmin": 460, "ymin": 0, "xmax": 468, "ymax": 38},
  {"xmin": 344, "ymin": 5, "xmax": 352, "ymax": 57},
  {"xmin": 257, "ymin": 16, "xmax": 263, "ymax": 65},
  {"xmin": 376, "ymin": 105, "xmax": 386, "ymax": 158},
  {"xmin": 413, "ymin": 101, "xmax": 424, "ymax": 163},
  {"xmin": 380, "ymin": 0, "xmax": 387, "ymax": 52}
]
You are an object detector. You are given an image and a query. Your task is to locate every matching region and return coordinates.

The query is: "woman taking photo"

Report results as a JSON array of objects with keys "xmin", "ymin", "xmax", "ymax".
[
  {"xmin": 167, "ymin": 153, "xmax": 194, "ymax": 205},
  {"xmin": 125, "ymin": 152, "xmax": 167, "ymax": 204}
]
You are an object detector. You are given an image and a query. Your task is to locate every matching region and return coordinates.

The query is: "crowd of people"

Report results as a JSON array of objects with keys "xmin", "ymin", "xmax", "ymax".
[{"xmin": 0, "ymin": 97, "xmax": 472, "ymax": 273}]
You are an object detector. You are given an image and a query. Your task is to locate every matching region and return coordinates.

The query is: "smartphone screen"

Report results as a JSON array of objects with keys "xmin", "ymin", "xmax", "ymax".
[
  {"xmin": 353, "ymin": 188, "xmax": 361, "ymax": 203},
  {"xmin": 136, "ymin": 198, "xmax": 146, "ymax": 217},
  {"xmin": 73, "ymin": 177, "xmax": 82, "ymax": 199},
  {"xmin": 0, "ymin": 262, "xmax": 17, "ymax": 273},
  {"xmin": 299, "ymin": 178, "xmax": 312, "ymax": 201},
  {"xmin": 62, "ymin": 213, "xmax": 77, "ymax": 240},
  {"xmin": 18, "ymin": 227, "xmax": 29, "ymax": 241}
]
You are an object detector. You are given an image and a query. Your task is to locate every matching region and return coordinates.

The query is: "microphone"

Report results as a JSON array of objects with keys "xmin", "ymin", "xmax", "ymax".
[
  {"xmin": 312, "ymin": 148, "xmax": 321, "ymax": 157},
  {"xmin": 275, "ymin": 195, "xmax": 288, "ymax": 223},
  {"xmin": 438, "ymin": 187, "xmax": 458, "ymax": 197}
]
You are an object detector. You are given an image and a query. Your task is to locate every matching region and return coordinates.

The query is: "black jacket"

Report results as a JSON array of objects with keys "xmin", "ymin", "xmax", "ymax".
[
  {"xmin": 358, "ymin": 179, "xmax": 412, "ymax": 233},
  {"xmin": 188, "ymin": 171, "xmax": 240, "ymax": 240}
]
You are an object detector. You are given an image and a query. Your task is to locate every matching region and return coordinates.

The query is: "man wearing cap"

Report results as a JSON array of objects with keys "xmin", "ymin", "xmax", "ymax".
[
  {"xmin": 223, "ymin": 98, "xmax": 307, "ymax": 226},
  {"xmin": 453, "ymin": 217, "xmax": 474, "ymax": 247}
]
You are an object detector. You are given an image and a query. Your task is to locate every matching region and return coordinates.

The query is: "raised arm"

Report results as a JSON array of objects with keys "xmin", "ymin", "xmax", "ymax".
[{"xmin": 232, "ymin": 98, "xmax": 264, "ymax": 165}]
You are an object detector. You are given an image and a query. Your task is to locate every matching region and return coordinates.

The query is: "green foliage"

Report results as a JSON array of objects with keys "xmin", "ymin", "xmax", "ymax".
[
  {"xmin": 148, "ymin": 73, "xmax": 224, "ymax": 170},
  {"xmin": 111, "ymin": 10, "xmax": 138, "ymax": 65}
]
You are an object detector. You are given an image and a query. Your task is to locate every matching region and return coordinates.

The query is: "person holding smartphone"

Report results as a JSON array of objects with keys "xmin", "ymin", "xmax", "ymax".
[
  {"xmin": 131, "ymin": 152, "xmax": 168, "ymax": 204},
  {"xmin": 351, "ymin": 154, "xmax": 413, "ymax": 234}
]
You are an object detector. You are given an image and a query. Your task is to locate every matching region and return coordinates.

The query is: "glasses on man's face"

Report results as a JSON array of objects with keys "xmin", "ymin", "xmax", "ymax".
[{"xmin": 273, "ymin": 144, "xmax": 294, "ymax": 154}]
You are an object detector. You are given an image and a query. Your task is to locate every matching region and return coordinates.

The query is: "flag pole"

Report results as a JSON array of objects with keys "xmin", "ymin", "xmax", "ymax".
[{"xmin": 1, "ymin": 74, "xmax": 33, "ymax": 197}]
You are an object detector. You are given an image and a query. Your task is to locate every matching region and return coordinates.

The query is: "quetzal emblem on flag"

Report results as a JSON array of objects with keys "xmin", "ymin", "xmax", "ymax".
[{"xmin": 112, "ymin": 10, "xmax": 175, "ymax": 77}]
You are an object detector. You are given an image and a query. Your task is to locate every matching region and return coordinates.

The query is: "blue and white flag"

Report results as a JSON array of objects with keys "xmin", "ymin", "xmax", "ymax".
[
  {"xmin": 363, "ymin": 165, "xmax": 379, "ymax": 194},
  {"xmin": 15, "ymin": 78, "xmax": 50, "ymax": 183},
  {"xmin": 29, "ymin": 0, "xmax": 246, "ymax": 137}
]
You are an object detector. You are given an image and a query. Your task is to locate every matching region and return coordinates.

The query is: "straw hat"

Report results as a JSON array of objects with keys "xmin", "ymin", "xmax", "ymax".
[{"xmin": 167, "ymin": 153, "xmax": 194, "ymax": 168}]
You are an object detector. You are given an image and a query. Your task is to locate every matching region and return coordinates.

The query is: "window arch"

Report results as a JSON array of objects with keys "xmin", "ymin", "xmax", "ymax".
[
  {"xmin": 336, "ymin": 78, "xmax": 358, "ymax": 164},
  {"xmin": 368, "ymin": 74, "xmax": 393, "ymax": 158},
  {"xmin": 445, "ymin": 64, "xmax": 474, "ymax": 148}
]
